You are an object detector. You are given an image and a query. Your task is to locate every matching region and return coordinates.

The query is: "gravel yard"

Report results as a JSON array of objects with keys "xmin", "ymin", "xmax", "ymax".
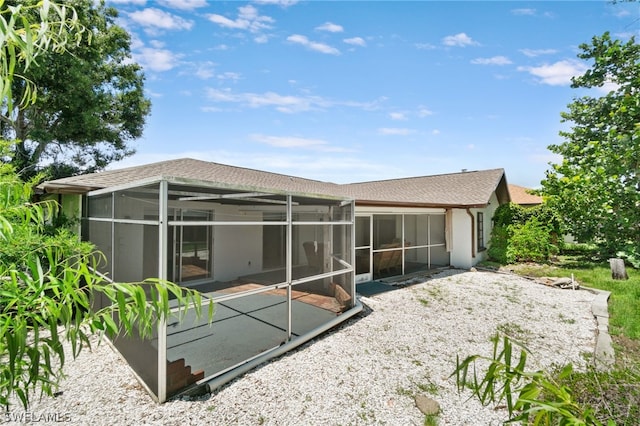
[{"xmin": 6, "ymin": 269, "xmax": 598, "ymax": 425}]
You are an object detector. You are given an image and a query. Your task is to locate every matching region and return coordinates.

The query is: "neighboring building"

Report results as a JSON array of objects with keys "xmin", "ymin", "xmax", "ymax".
[
  {"xmin": 39, "ymin": 158, "xmax": 510, "ymax": 402},
  {"xmin": 508, "ymin": 184, "xmax": 542, "ymax": 207}
]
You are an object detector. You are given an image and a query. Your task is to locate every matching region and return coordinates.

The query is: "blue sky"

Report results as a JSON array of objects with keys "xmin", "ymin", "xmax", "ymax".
[{"xmin": 107, "ymin": 0, "xmax": 640, "ymax": 188}]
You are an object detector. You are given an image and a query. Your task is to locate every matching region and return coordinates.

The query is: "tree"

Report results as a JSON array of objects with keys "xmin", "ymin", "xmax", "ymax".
[
  {"xmin": 1, "ymin": 0, "xmax": 151, "ymax": 180},
  {"xmin": 0, "ymin": 1, "xmax": 210, "ymax": 408},
  {"xmin": 541, "ymin": 32, "xmax": 640, "ymax": 258}
]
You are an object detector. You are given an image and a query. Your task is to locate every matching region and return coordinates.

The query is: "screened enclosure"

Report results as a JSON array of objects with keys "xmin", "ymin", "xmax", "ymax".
[
  {"xmin": 83, "ymin": 178, "xmax": 360, "ymax": 403},
  {"xmin": 355, "ymin": 213, "xmax": 449, "ymax": 282}
]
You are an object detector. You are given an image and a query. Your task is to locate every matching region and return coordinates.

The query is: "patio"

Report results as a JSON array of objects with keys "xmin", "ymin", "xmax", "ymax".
[{"xmin": 85, "ymin": 177, "xmax": 361, "ymax": 402}]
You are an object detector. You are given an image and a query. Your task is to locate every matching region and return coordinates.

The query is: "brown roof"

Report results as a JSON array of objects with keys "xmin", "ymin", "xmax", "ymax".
[
  {"xmin": 508, "ymin": 184, "xmax": 542, "ymax": 206},
  {"xmin": 342, "ymin": 168, "xmax": 509, "ymax": 208},
  {"xmin": 39, "ymin": 158, "xmax": 342, "ymax": 197},
  {"xmin": 40, "ymin": 158, "xmax": 509, "ymax": 208}
]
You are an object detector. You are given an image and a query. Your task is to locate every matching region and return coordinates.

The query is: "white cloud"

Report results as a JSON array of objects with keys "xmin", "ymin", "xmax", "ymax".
[
  {"xmin": 432, "ymin": 129, "xmax": 440, "ymax": 135},
  {"xmin": 250, "ymin": 134, "xmax": 351, "ymax": 152},
  {"xmin": 128, "ymin": 8, "xmax": 193, "ymax": 32},
  {"xmin": 195, "ymin": 61, "xmax": 216, "ymax": 79},
  {"xmin": 519, "ymin": 48, "xmax": 558, "ymax": 57},
  {"xmin": 378, "ymin": 128, "xmax": 415, "ymax": 136},
  {"xmin": 254, "ymin": 34, "xmax": 269, "ymax": 43},
  {"xmin": 597, "ymin": 80, "xmax": 621, "ymax": 94},
  {"xmin": 415, "ymin": 43, "xmax": 436, "ymax": 50},
  {"xmin": 107, "ymin": 150, "xmax": 394, "ymax": 184},
  {"xmin": 253, "ymin": 0, "xmax": 299, "ymax": 6},
  {"xmin": 471, "ymin": 56, "xmax": 512, "ymax": 65},
  {"xmin": 207, "ymin": 14, "xmax": 246, "ymax": 29},
  {"xmin": 316, "ymin": 22, "xmax": 344, "ymax": 33},
  {"xmin": 149, "ymin": 39, "xmax": 165, "ymax": 48},
  {"xmin": 287, "ymin": 34, "xmax": 340, "ymax": 55},
  {"xmin": 134, "ymin": 47, "xmax": 181, "ymax": 72},
  {"xmin": 418, "ymin": 108, "xmax": 433, "ymax": 117},
  {"xmin": 205, "ymin": 88, "xmax": 381, "ymax": 113},
  {"xmin": 344, "ymin": 37, "xmax": 366, "ymax": 47},
  {"xmin": 442, "ymin": 32, "xmax": 478, "ymax": 47},
  {"xmin": 518, "ymin": 59, "xmax": 588, "ymax": 86},
  {"xmin": 217, "ymin": 72, "xmax": 241, "ymax": 82},
  {"xmin": 511, "ymin": 8, "xmax": 536, "ymax": 16},
  {"xmin": 389, "ymin": 112, "xmax": 408, "ymax": 121},
  {"xmin": 207, "ymin": 5, "xmax": 274, "ymax": 33},
  {"xmin": 205, "ymin": 88, "xmax": 323, "ymax": 113},
  {"xmin": 157, "ymin": 0, "xmax": 207, "ymax": 10},
  {"xmin": 128, "ymin": 33, "xmax": 144, "ymax": 50},
  {"xmin": 145, "ymin": 88, "xmax": 163, "ymax": 98},
  {"xmin": 109, "ymin": 0, "xmax": 146, "ymax": 4}
]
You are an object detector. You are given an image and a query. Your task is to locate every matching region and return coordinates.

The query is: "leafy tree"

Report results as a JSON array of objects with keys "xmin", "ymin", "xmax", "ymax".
[
  {"xmin": 0, "ymin": 1, "xmax": 210, "ymax": 409},
  {"xmin": 1, "ymin": 0, "xmax": 151, "ymax": 180},
  {"xmin": 541, "ymin": 32, "xmax": 640, "ymax": 259}
]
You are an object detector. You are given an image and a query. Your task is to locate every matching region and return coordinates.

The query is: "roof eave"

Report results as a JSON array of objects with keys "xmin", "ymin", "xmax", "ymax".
[
  {"xmin": 355, "ymin": 200, "xmax": 489, "ymax": 209},
  {"xmin": 39, "ymin": 182, "xmax": 103, "ymax": 194}
]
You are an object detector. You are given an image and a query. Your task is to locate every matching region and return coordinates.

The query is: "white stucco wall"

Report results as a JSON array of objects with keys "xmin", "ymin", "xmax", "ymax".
[
  {"xmin": 213, "ymin": 205, "xmax": 263, "ymax": 282},
  {"xmin": 449, "ymin": 208, "xmax": 473, "ymax": 269},
  {"xmin": 449, "ymin": 191, "xmax": 501, "ymax": 269}
]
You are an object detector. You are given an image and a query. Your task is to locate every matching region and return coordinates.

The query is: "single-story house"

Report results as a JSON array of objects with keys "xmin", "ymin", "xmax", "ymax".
[
  {"xmin": 508, "ymin": 184, "xmax": 542, "ymax": 207},
  {"xmin": 39, "ymin": 158, "xmax": 510, "ymax": 402}
]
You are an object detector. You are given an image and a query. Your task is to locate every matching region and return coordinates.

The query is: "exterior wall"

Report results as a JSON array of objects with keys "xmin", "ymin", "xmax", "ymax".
[
  {"xmin": 478, "ymin": 191, "xmax": 500, "ymax": 263},
  {"xmin": 449, "ymin": 208, "xmax": 473, "ymax": 269},
  {"xmin": 212, "ymin": 205, "xmax": 263, "ymax": 282},
  {"xmin": 43, "ymin": 193, "xmax": 82, "ymax": 235},
  {"xmin": 446, "ymin": 191, "xmax": 501, "ymax": 269},
  {"xmin": 61, "ymin": 194, "xmax": 82, "ymax": 235}
]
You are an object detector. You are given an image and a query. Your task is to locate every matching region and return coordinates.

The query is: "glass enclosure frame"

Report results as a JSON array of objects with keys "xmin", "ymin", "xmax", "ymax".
[
  {"xmin": 355, "ymin": 212, "xmax": 449, "ymax": 282},
  {"xmin": 82, "ymin": 177, "xmax": 358, "ymax": 403}
]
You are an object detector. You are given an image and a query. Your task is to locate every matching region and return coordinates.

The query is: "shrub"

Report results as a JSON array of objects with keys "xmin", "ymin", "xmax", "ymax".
[
  {"xmin": 506, "ymin": 218, "xmax": 559, "ymax": 263},
  {"xmin": 488, "ymin": 203, "xmax": 563, "ymax": 264},
  {"xmin": 487, "ymin": 225, "xmax": 511, "ymax": 264}
]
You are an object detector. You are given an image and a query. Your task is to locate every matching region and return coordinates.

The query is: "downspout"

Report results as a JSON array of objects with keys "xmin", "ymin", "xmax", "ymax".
[{"xmin": 466, "ymin": 208, "xmax": 476, "ymax": 259}]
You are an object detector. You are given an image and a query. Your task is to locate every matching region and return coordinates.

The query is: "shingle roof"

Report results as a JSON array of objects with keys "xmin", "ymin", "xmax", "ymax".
[
  {"xmin": 343, "ymin": 168, "xmax": 509, "ymax": 207},
  {"xmin": 39, "ymin": 158, "xmax": 341, "ymax": 196},
  {"xmin": 508, "ymin": 184, "xmax": 542, "ymax": 206},
  {"xmin": 40, "ymin": 158, "xmax": 509, "ymax": 208}
]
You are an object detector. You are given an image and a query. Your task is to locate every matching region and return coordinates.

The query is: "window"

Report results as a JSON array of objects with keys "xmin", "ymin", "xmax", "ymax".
[{"xmin": 477, "ymin": 212, "xmax": 485, "ymax": 251}]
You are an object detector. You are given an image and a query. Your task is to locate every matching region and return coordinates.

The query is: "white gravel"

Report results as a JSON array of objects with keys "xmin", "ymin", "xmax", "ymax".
[{"xmin": 5, "ymin": 270, "xmax": 597, "ymax": 425}]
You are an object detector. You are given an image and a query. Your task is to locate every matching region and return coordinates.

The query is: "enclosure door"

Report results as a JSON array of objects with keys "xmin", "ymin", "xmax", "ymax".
[
  {"xmin": 355, "ymin": 215, "xmax": 372, "ymax": 283},
  {"xmin": 170, "ymin": 209, "xmax": 214, "ymax": 283},
  {"xmin": 263, "ymin": 224, "xmax": 285, "ymax": 269}
]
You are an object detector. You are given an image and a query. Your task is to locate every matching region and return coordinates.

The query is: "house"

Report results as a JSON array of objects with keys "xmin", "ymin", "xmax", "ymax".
[
  {"xmin": 39, "ymin": 158, "xmax": 510, "ymax": 402},
  {"xmin": 508, "ymin": 184, "xmax": 542, "ymax": 207}
]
